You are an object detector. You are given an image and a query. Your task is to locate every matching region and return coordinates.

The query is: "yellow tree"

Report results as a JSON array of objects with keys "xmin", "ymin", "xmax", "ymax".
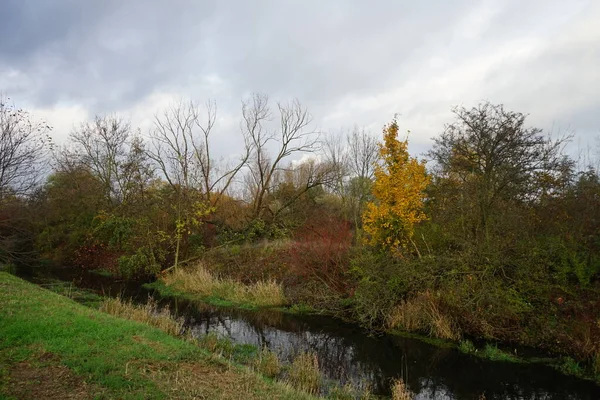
[{"xmin": 363, "ymin": 118, "xmax": 430, "ymax": 256}]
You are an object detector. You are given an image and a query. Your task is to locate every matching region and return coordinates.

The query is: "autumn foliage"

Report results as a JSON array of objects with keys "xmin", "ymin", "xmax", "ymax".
[{"xmin": 362, "ymin": 118, "xmax": 430, "ymax": 255}]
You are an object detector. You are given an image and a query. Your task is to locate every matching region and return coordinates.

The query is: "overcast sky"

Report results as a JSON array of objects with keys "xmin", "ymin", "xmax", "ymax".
[{"xmin": 1, "ymin": 0, "xmax": 599, "ymax": 160}]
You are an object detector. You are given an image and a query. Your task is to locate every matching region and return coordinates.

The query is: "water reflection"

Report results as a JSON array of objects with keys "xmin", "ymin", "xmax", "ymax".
[{"xmin": 178, "ymin": 302, "xmax": 600, "ymax": 399}]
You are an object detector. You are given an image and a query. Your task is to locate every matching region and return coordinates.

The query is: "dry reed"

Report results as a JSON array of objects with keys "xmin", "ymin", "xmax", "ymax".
[
  {"xmin": 100, "ymin": 296, "xmax": 183, "ymax": 336},
  {"xmin": 164, "ymin": 265, "xmax": 287, "ymax": 307}
]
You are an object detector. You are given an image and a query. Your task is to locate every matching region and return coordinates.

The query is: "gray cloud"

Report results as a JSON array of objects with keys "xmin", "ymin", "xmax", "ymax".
[{"xmin": 1, "ymin": 0, "xmax": 599, "ymax": 158}]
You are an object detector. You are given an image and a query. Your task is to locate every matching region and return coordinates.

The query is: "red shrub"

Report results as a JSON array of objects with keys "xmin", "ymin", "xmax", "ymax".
[{"xmin": 286, "ymin": 215, "xmax": 354, "ymax": 294}]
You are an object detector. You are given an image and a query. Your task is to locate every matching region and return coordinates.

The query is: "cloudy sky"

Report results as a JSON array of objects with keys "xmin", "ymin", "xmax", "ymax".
[{"xmin": 1, "ymin": 0, "xmax": 599, "ymax": 159}]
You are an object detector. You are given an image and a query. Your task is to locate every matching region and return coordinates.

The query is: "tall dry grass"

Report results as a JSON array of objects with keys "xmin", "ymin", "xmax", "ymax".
[
  {"xmin": 286, "ymin": 352, "xmax": 321, "ymax": 395},
  {"xmin": 390, "ymin": 378, "xmax": 413, "ymax": 400},
  {"xmin": 254, "ymin": 347, "xmax": 281, "ymax": 377},
  {"xmin": 163, "ymin": 265, "xmax": 287, "ymax": 307},
  {"xmin": 386, "ymin": 292, "xmax": 460, "ymax": 340},
  {"xmin": 100, "ymin": 297, "xmax": 183, "ymax": 336}
]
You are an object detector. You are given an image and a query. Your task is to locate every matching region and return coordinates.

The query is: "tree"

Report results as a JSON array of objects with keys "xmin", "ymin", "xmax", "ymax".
[
  {"xmin": 428, "ymin": 102, "xmax": 570, "ymax": 244},
  {"xmin": 268, "ymin": 158, "xmax": 337, "ymax": 227},
  {"xmin": 0, "ymin": 97, "xmax": 51, "ymax": 266},
  {"xmin": 0, "ymin": 97, "xmax": 51, "ymax": 199},
  {"xmin": 345, "ymin": 128, "xmax": 378, "ymax": 228},
  {"xmin": 65, "ymin": 116, "xmax": 154, "ymax": 209},
  {"xmin": 148, "ymin": 99, "xmax": 250, "ymax": 269},
  {"xmin": 322, "ymin": 127, "xmax": 378, "ymax": 229},
  {"xmin": 363, "ymin": 118, "xmax": 429, "ymax": 256},
  {"xmin": 242, "ymin": 94, "xmax": 320, "ymax": 221},
  {"xmin": 149, "ymin": 99, "xmax": 250, "ymax": 205}
]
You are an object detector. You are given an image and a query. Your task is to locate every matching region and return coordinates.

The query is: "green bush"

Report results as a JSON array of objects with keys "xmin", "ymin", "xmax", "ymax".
[{"xmin": 118, "ymin": 246, "xmax": 163, "ymax": 278}]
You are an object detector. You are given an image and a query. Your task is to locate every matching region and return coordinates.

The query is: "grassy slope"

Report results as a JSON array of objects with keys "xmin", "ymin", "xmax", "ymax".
[{"xmin": 0, "ymin": 272, "xmax": 315, "ymax": 400}]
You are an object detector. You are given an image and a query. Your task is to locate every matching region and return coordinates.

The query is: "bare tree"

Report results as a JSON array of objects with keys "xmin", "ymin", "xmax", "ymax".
[
  {"xmin": 242, "ymin": 93, "xmax": 320, "ymax": 220},
  {"xmin": 269, "ymin": 157, "xmax": 338, "ymax": 221},
  {"xmin": 148, "ymin": 99, "xmax": 250, "ymax": 204},
  {"xmin": 67, "ymin": 116, "xmax": 131, "ymax": 206},
  {"xmin": 346, "ymin": 127, "xmax": 378, "ymax": 227},
  {"xmin": 0, "ymin": 96, "xmax": 51, "ymax": 266},
  {"xmin": 347, "ymin": 127, "xmax": 378, "ymax": 180},
  {"xmin": 321, "ymin": 127, "xmax": 378, "ymax": 227},
  {"xmin": 0, "ymin": 97, "xmax": 51, "ymax": 199},
  {"xmin": 322, "ymin": 131, "xmax": 348, "ymax": 196}
]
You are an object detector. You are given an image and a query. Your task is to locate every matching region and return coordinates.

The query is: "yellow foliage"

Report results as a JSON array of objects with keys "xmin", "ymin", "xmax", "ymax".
[{"xmin": 362, "ymin": 118, "xmax": 429, "ymax": 255}]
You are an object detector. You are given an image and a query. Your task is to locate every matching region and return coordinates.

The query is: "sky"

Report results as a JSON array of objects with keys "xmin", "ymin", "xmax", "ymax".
[{"xmin": 1, "ymin": 0, "xmax": 599, "ymax": 161}]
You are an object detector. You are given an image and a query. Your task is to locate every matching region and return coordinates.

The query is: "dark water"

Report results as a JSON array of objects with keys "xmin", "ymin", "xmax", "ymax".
[{"xmin": 13, "ymin": 265, "xmax": 600, "ymax": 399}]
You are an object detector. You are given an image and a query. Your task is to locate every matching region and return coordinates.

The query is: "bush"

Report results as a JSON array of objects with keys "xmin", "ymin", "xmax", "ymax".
[
  {"xmin": 349, "ymin": 249, "xmax": 410, "ymax": 327},
  {"xmin": 286, "ymin": 216, "xmax": 353, "ymax": 294},
  {"xmin": 118, "ymin": 246, "xmax": 163, "ymax": 278}
]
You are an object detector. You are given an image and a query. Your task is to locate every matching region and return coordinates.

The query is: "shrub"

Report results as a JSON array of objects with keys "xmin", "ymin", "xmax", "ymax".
[
  {"xmin": 286, "ymin": 216, "xmax": 353, "ymax": 294},
  {"xmin": 349, "ymin": 249, "xmax": 405, "ymax": 327},
  {"xmin": 118, "ymin": 246, "xmax": 163, "ymax": 278}
]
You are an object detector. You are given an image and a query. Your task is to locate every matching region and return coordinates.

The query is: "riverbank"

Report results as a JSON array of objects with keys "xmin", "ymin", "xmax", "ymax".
[
  {"xmin": 150, "ymin": 262, "xmax": 600, "ymax": 386},
  {"xmin": 0, "ymin": 272, "xmax": 321, "ymax": 400}
]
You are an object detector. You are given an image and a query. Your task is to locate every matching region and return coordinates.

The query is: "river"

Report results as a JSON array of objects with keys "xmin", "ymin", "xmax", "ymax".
[{"xmin": 13, "ymin": 265, "xmax": 600, "ymax": 399}]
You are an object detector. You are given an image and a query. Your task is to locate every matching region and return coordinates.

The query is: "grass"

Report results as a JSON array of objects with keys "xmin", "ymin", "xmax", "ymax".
[
  {"xmin": 390, "ymin": 378, "xmax": 413, "ymax": 400},
  {"xmin": 458, "ymin": 340, "xmax": 520, "ymax": 363},
  {"xmin": 100, "ymin": 296, "xmax": 184, "ymax": 336},
  {"xmin": 94, "ymin": 297, "xmax": 369, "ymax": 398},
  {"xmin": 0, "ymin": 272, "xmax": 318, "ymax": 400},
  {"xmin": 386, "ymin": 293, "xmax": 460, "ymax": 341},
  {"xmin": 159, "ymin": 264, "xmax": 287, "ymax": 308},
  {"xmin": 481, "ymin": 344, "xmax": 520, "ymax": 362},
  {"xmin": 194, "ymin": 332, "xmax": 259, "ymax": 365},
  {"xmin": 559, "ymin": 356, "xmax": 584, "ymax": 377},
  {"xmin": 254, "ymin": 347, "xmax": 282, "ymax": 378},
  {"xmin": 34, "ymin": 278, "xmax": 103, "ymax": 308},
  {"xmin": 90, "ymin": 269, "xmax": 114, "ymax": 277},
  {"xmin": 286, "ymin": 352, "xmax": 322, "ymax": 395}
]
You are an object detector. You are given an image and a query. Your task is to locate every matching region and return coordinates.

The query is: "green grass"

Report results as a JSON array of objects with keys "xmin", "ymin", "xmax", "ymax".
[
  {"xmin": 34, "ymin": 278, "xmax": 103, "ymax": 308},
  {"xmin": 0, "ymin": 272, "xmax": 318, "ymax": 400},
  {"xmin": 558, "ymin": 356, "xmax": 584, "ymax": 376},
  {"xmin": 90, "ymin": 269, "xmax": 115, "ymax": 278},
  {"xmin": 458, "ymin": 340, "xmax": 521, "ymax": 363},
  {"xmin": 481, "ymin": 344, "xmax": 520, "ymax": 362}
]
